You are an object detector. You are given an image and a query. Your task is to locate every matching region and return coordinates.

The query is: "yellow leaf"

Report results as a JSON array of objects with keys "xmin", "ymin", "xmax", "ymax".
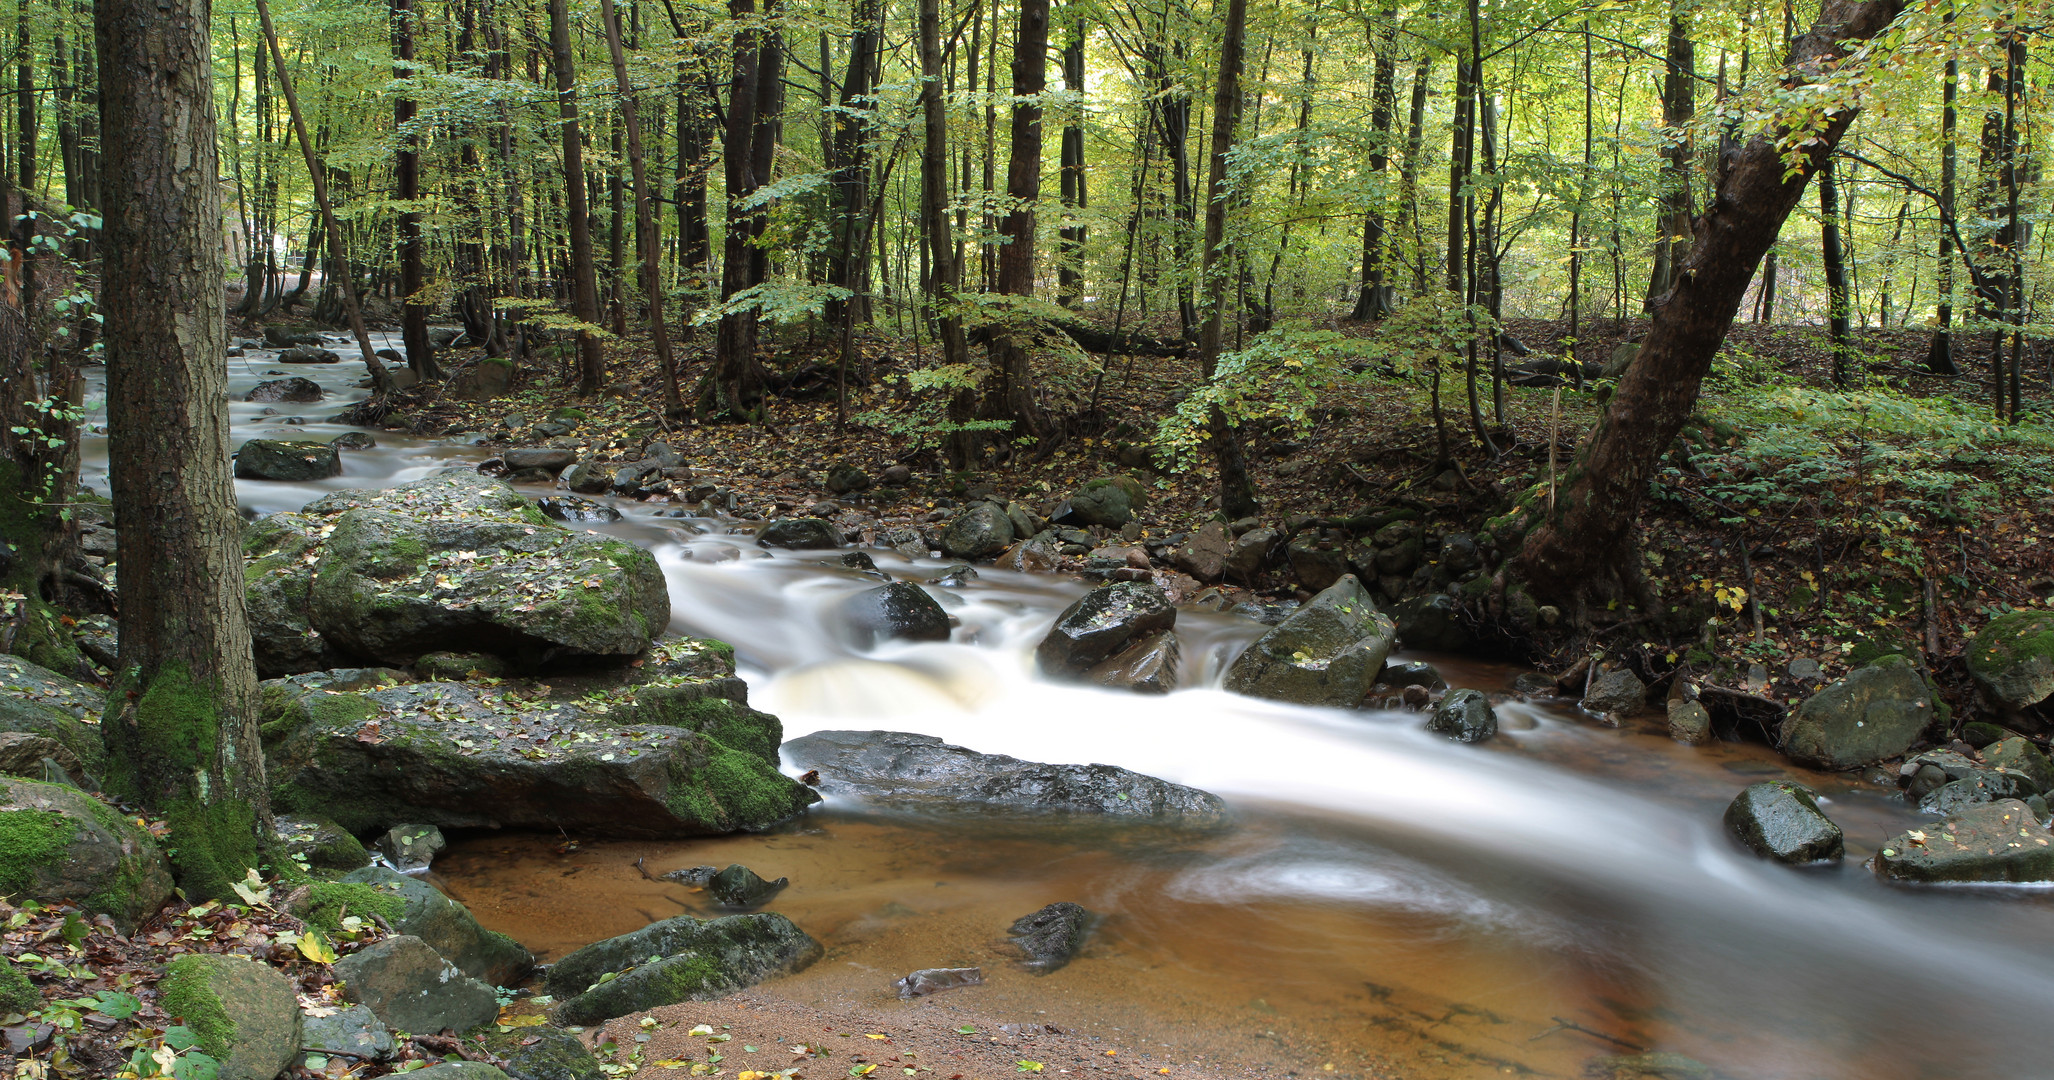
[
  {"xmin": 296, "ymin": 928, "xmax": 338, "ymax": 964},
  {"xmin": 866, "ymin": 1034, "xmax": 889, "ymax": 1041}
]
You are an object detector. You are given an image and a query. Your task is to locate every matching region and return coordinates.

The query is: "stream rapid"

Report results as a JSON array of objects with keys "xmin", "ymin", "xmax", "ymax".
[{"xmin": 80, "ymin": 344, "xmax": 2054, "ymax": 1079}]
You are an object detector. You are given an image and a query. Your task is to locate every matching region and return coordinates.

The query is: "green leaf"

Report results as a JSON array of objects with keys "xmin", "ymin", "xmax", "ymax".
[
  {"xmin": 163, "ymin": 1026, "xmax": 200, "ymax": 1051},
  {"xmin": 173, "ymin": 1051, "xmax": 222, "ymax": 1080}
]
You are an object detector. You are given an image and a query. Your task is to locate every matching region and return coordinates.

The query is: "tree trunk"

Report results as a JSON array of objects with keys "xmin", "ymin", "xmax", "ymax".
[
  {"xmin": 1509, "ymin": 0, "xmax": 1907, "ymax": 607},
  {"xmin": 601, "ymin": 0, "xmax": 682, "ymax": 416},
  {"xmin": 394, "ymin": 0, "xmax": 435, "ymax": 380},
  {"xmin": 982, "ymin": 0, "xmax": 1048, "ymax": 438},
  {"xmin": 710, "ymin": 0, "xmax": 769, "ymax": 421},
  {"xmin": 1644, "ymin": 4, "xmax": 1694, "ymax": 309},
  {"xmin": 1925, "ymin": 20, "xmax": 1958, "ymax": 374},
  {"xmin": 918, "ymin": 0, "xmax": 973, "ymax": 465},
  {"xmin": 1056, "ymin": 16, "xmax": 1086, "ymax": 308},
  {"xmin": 1349, "ymin": 9, "xmax": 1396, "ymax": 321},
  {"xmin": 1198, "ymin": 0, "xmax": 1256, "ymax": 519},
  {"xmin": 827, "ymin": 0, "xmax": 881, "ymax": 329},
  {"xmin": 549, "ymin": 0, "xmax": 607, "ymax": 395},
  {"xmin": 96, "ymin": 0, "xmax": 271, "ymax": 900},
  {"xmin": 1818, "ymin": 156, "xmax": 1851, "ymax": 385}
]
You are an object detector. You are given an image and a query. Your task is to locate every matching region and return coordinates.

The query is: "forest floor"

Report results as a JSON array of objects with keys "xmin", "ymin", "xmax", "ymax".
[{"xmin": 375, "ymin": 308, "xmax": 2054, "ymax": 729}]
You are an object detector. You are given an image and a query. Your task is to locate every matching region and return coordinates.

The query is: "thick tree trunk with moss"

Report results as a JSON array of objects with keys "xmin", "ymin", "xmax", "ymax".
[
  {"xmin": 1508, "ymin": 0, "xmax": 1906, "ymax": 609},
  {"xmin": 96, "ymin": 0, "xmax": 271, "ymax": 900}
]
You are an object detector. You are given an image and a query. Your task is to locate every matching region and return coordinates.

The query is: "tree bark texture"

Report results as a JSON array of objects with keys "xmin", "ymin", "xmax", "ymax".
[
  {"xmin": 601, "ymin": 0, "xmax": 682, "ymax": 416},
  {"xmin": 1197, "ymin": 0, "xmax": 1256, "ymax": 519},
  {"xmin": 549, "ymin": 0, "xmax": 607, "ymax": 395},
  {"xmin": 1510, "ymin": 0, "xmax": 1907, "ymax": 605},
  {"xmin": 983, "ymin": 0, "xmax": 1048, "ymax": 438},
  {"xmin": 96, "ymin": 0, "xmax": 271, "ymax": 899},
  {"xmin": 394, "ymin": 0, "xmax": 436, "ymax": 380}
]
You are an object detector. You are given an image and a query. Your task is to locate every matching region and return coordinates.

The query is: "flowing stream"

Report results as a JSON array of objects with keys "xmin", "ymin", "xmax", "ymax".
[{"xmin": 81, "ymin": 346, "xmax": 2054, "ymax": 1079}]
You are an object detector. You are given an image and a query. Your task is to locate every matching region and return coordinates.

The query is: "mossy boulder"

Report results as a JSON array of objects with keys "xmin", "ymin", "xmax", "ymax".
[
  {"xmin": 471, "ymin": 1024, "xmax": 605, "ymax": 1080},
  {"xmin": 0, "ymin": 655, "xmax": 107, "ymax": 776},
  {"xmin": 940, "ymin": 503, "xmax": 1014, "ymax": 560},
  {"xmin": 545, "ymin": 913, "xmax": 822, "ymax": 1025},
  {"xmin": 1723, "ymin": 780, "xmax": 1843, "ymax": 864},
  {"xmin": 235, "ymin": 439, "xmax": 343, "ymax": 481},
  {"xmin": 333, "ymin": 935, "xmax": 499, "ymax": 1035},
  {"xmin": 1965, "ymin": 610, "xmax": 2054, "ymax": 713},
  {"xmin": 335, "ymin": 867, "xmax": 533, "ymax": 986},
  {"xmin": 242, "ymin": 473, "xmax": 670, "ymax": 670},
  {"xmin": 1063, "ymin": 476, "xmax": 1146, "ymax": 528},
  {"xmin": 1874, "ymin": 799, "xmax": 2054, "ymax": 883},
  {"xmin": 1223, "ymin": 575, "xmax": 1395, "ymax": 708},
  {"xmin": 1778, "ymin": 655, "xmax": 1939, "ymax": 770},
  {"xmin": 0, "ymin": 777, "xmax": 173, "ymax": 931},
  {"xmin": 160, "ymin": 954, "xmax": 300, "ymax": 1080},
  {"xmin": 273, "ymin": 815, "xmax": 371, "ymax": 872},
  {"xmin": 0, "ymin": 956, "xmax": 40, "ymax": 1013},
  {"xmin": 261, "ymin": 672, "xmax": 817, "ymax": 840}
]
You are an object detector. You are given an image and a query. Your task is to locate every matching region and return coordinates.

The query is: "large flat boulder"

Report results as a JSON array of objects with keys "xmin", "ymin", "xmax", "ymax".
[
  {"xmin": 0, "ymin": 777, "xmax": 174, "ymax": 932},
  {"xmin": 1874, "ymin": 800, "xmax": 2054, "ymax": 883},
  {"xmin": 545, "ymin": 913, "xmax": 821, "ymax": 1025},
  {"xmin": 261, "ymin": 666, "xmax": 816, "ymax": 838},
  {"xmin": 241, "ymin": 472, "xmax": 670, "ymax": 670},
  {"xmin": 0, "ymin": 655, "xmax": 108, "ymax": 775},
  {"xmin": 1222, "ymin": 575, "xmax": 1394, "ymax": 707},
  {"xmin": 1778, "ymin": 655, "xmax": 1938, "ymax": 770},
  {"xmin": 782, "ymin": 730, "xmax": 1226, "ymax": 827}
]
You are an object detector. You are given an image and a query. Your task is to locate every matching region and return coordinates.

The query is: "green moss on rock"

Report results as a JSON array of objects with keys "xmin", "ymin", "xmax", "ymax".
[
  {"xmin": 301, "ymin": 881, "xmax": 407, "ymax": 931},
  {"xmin": 161, "ymin": 954, "xmax": 238, "ymax": 1059},
  {"xmin": 1966, "ymin": 610, "xmax": 2054, "ymax": 711},
  {"xmin": 0, "ymin": 806, "xmax": 75, "ymax": 896},
  {"xmin": 0, "ymin": 957, "xmax": 38, "ymax": 1013}
]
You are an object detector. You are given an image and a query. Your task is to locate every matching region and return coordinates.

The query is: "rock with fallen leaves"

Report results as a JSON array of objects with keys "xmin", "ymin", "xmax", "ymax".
[
  {"xmin": 0, "ymin": 777, "xmax": 175, "ymax": 932},
  {"xmin": 545, "ymin": 913, "xmax": 823, "ymax": 1024},
  {"xmin": 1222, "ymin": 575, "xmax": 1395, "ymax": 708},
  {"xmin": 1035, "ymin": 581, "xmax": 1177, "ymax": 680},
  {"xmin": 262, "ymin": 670, "xmax": 818, "ymax": 840},
  {"xmin": 330, "ymin": 867, "xmax": 533, "ymax": 986},
  {"xmin": 0, "ymin": 654, "xmax": 107, "ymax": 775},
  {"xmin": 241, "ymin": 472, "xmax": 670, "ymax": 671},
  {"xmin": 1777, "ymin": 655, "xmax": 1938, "ymax": 771},
  {"xmin": 1873, "ymin": 799, "xmax": 2054, "ymax": 883},
  {"xmin": 470, "ymin": 1022, "xmax": 605, "ymax": 1080},
  {"xmin": 1965, "ymin": 610, "xmax": 2054, "ymax": 715}
]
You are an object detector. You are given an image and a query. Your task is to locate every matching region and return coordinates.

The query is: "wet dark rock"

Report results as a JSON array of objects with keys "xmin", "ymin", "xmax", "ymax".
[
  {"xmin": 611, "ymin": 460, "xmax": 664, "ymax": 496},
  {"xmin": 1778, "ymin": 655, "xmax": 1938, "ymax": 770},
  {"xmin": 1668, "ymin": 699, "xmax": 1713, "ymax": 744},
  {"xmin": 333, "ymin": 867, "xmax": 534, "ymax": 986},
  {"xmin": 782, "ymin": 730, "xmax": 1227, "ymax": 826},
  {"xmin": 1223, "ymin": 527, "xmax": 1277, "ymax": 581},
  {"xmin": 300, "ymin": 1003, "xmax": 392, "ymax": 1061},
  {"xmin": 844, "ymin": 581, "xmax": 951, "ymax": 646},
  {"xmin": 825, "ymin": 462, "xmax": 872, "ymax": 494},
  {"xmin": 1392, "ymin": 593, "xmax": 1473, "ymax": 653},
  {"xmin": 941, "ymin": 503, "xmax": 1014, "ymax": 560},
  {"xmin": 1009, "ymin": 902, "xmax": 1094, "ymax": 973},
  {"xmin": 0, "ymin": 776, "xmax": 174, "ymax": 932},
  {"xmin": 1036, "ymin": 581, "xmax": 1177, "ymax": 679},
  {"xmin": 1286, "ymin": 537, "xmax": 1350, "ymax": 592},
  {"xmin": 708, "ymin": 863, "xmax": 788, "ymax": 908},
  {"xmin": 1086, "ymin": 630, "xmax": 1179, "ymax": 694},
  {"xmin": 379, "ymin": 823, "xmax": 447, "ymax": 872},
  {"xmin": 279, "ymin": 345, "xmax": 341, "ymax": 364},
  {"xmin": 758, "ymin": 517, "xmax": 842, "ymax": 550},
  {"xmin": 1383, "ymin": 660, "xmax": 1447, "ymax": 691},
  {"xmin": 273, "ymin": 815, "xmax": 370, "ymax": 872},
  {"xmin": 1223, "ymin": 575, "xmax": 1395, "ymax": 708},
  {"xmin": 895, "ymin": 968, "xmax": 983, "ymax": 999},
  {"xmin": 334, "ymin": 935, "xmax": 498, "ymax": 1035},
  {"xmin": 533, "ymin": 495, "xmax": 622, "ymax": 524},
  {"xmin": 562, "ymin": 461, "xmax": 615, "ymax": 495},
  {"xmin": 1581, "ymin": 668, "xmax": 1648, "ymax": 718},
  {"xmin": 503, "ymin": 447, "xmax": 576, "ymax": 473},
  {"xmin": 1875, "ymin": 799, "xmax": 2054, "ymax": 883},
  {"xmin": 663, "ymin": 865, "xmax": 719, "ymax": 887},
  {"xmin": 330, "ymin": 431, "xmax": 377, "ymax": 451},
  {"xmin": 1896, "ymin": 748, "xmax": 2038, "ymax": 814},
  {"xmin": 839, "ymin": 551, "xmax": 882, "ymax": 574},
  {"xmin": 1965, "ymin": 610, "xmax": 2054, "ymax": 713},
  {"xmin": 930, "ymin": 564, "xmax": 977, "ymax": 588},
  {"xmin": 264, "ymin": 675, "xmax": 817, "ymax": 841},
  {"xmin": 544, "ymin": 913, "xmax": 822, "ymax": 1024},
  {"xmin": 235, "ymin": 439, "xmax": 342, "ymax": 481},
  {"xmin": 1426, "ymin": 689, "xmax": 1497, "ymax": 743},
  {"xmin": 247, "ymin": 376, "xmax": 325, "ymax": 403},
  {"xmin": 1724, "ymin": 780, "xmax": 1843, "ymax": 863},
  {"xmin": 1438, "ymin": 533, "xmax": 1483, "ymax": 575},
  {"xmin": 265, "ymin": 325, "xmax": 323, "ymax": 348},
  {"xmin": 1169, "ymin": 520, "xmax": 1231, "ymax": 581},
  {"xmin": 881, "ymin": 464, "xmax": 913, "ymax": 486}
]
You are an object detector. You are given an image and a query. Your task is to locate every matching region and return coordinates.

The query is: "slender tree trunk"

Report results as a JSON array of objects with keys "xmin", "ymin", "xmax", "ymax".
[
  {"xmin": 1198, "ymin": 0, "xmax": 1256, "ymax": 519},
  {"xmin": 549, "ymin": 0, "xmax": 607, "ymax": 395},
  {"xmin": 982, "ymin": 0, "xmax": 1048, "ymax": 438},
  {"xmin": 919, "ymin": 0, "xmax": 973, "ymax": 465},
  {"xmin": 1645, "ymin": 3, "xmax": 1694, "ymax": 309},
  {"xmin": 96, "ymin": 0, "xmax": 271, "ymax": 900},
  {"xmin": 253, "ymin": 0, "xmax": 391, "ymax": 390},
  {"xmin": 601, "ymin": 0, "xmax": 682, "ymax": 416},
  {"xmin": 1350, "ymin": 9, "xmax": 1395, "ymax": 321},
  {"xmin": 1926, "ymin": 17, "xmax": 1958, "ymax": 374},
  {"xmin": 1056, "ymin": 14, "xmax": 1086, "ymax": 307},
  {"xmin": 1509, "ymin": 0, "xmax": 1907, "ymax": 606},
  {"xmin": 1818, "ymin": 156, "xmax": 1851, "ymax": 385},
  {"xmin": 394, "ymin": 0, "xmax": 436, "ymax": 380},
  {"xmin": 711, "ymin": 0, "xmax": 769, "ymax": 420},
  {"xmin": 828, "ymin": 0, "xmax": 880, "ymax": 329}
]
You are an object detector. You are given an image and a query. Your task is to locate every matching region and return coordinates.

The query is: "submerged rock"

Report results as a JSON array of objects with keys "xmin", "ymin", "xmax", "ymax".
[
  {"xmin": 1778, "ymin": 655, "xmax": 1938, "ymax": 770},
  {"xmin": 782, "ymin": 730, "xmax": 1226, "ymax": 827},
  {"xmin": 1426, "ymin": 689, "xmax": 1497, "ymax": 743},
  {"xmin": 544, "ymin": 913, "xmax": 822, "ymax": 1024},
  {"xmin": 708, "ymin": 863, "xmax": 788, "ymax": 908},
  {"xmin": 1036, "ymin": 581, "xmax": 1177, "ymax": 680},
  {"xmin": 1965, "ymin": 610, "xmax": 2054, "ymax": 713},
  {"xmin": 843, "ymin": 581, "xmax": 951, "ymax": 645},
  {"xmin": 0, "ymin": 777, "xmax": 174, "ymax": 932},
  {"xmin": 1874, "ymin": 799, "xmax": 2054, "ymax": 883},
  {"xmin": 1723, "ymin": 781, "xmax": 1844, "ymax": 864},
  {"xmin": 262, "ymin": 672, "xmax": 817, "ymax": 840},
  {"xmin": 241, "ymin": 473, "xmax": 670, "ymax": 670},
  {"xmin": 1009, "ymin": 902, "xmax": 1094, "ymax": 973},
  {"xmin": 235, "ymin": 438, "xmax": 342, "ymax": 481},
  {"xmin": 895, "ymin": 967, "xmax": 983, "ymax": 999},
  {"xmin": 1222, "ymin": 575, "xmax": 1395, "ymax": 707}
]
